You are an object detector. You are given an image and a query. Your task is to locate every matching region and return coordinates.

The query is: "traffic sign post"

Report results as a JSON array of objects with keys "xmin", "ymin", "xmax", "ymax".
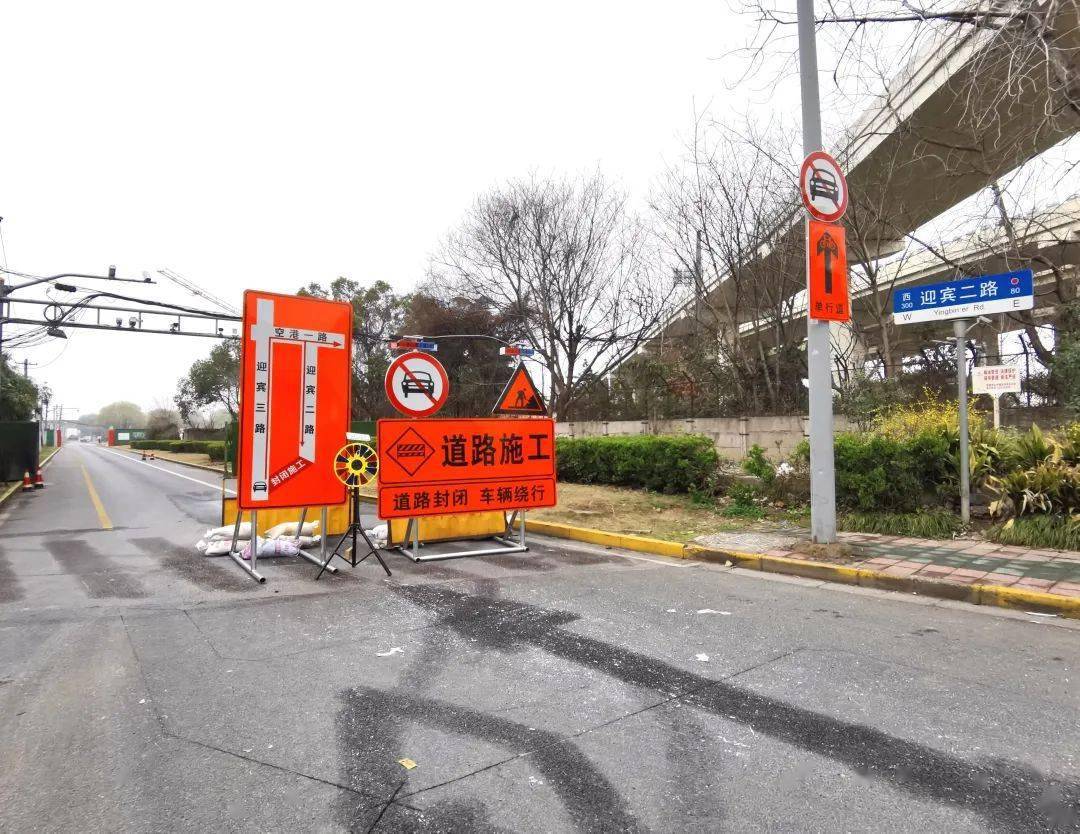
[
  {"xmin": 797, "ymin": 0, "xmax": 843, "ymax": 545},
  {"xmin": 894, "ymin": 269, "xmax": 1035, "ymax": 523},
  {"xmin": 384, "ymin": 350, "xmax": 449, "ymax": 417}
]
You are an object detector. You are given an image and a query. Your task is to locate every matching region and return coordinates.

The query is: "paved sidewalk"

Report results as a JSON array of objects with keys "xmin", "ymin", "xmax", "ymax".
[
  {"xmin": 837, "ymin": 533, "xmax": 1080, "ymax": 597},
  {"xmin": 698, "ymin": 530, "xmax": 1080, "ymax": 598}
]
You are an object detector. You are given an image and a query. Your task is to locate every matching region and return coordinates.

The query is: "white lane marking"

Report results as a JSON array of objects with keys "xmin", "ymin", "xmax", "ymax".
[{"xmin": 90, "ymin": 445, "xmax": 235, "ymax": 495}]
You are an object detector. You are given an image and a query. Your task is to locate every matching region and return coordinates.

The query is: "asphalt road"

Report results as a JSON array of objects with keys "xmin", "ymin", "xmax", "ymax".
[{"xmin": 2, "ymin": 444, "xmax": 1079, "ymax": 832}]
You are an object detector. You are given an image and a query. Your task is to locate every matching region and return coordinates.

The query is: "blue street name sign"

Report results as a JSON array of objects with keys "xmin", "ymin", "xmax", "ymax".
[{"xmin": 893, "ymin": 268, "xmax": 1034, "ymax": 325}]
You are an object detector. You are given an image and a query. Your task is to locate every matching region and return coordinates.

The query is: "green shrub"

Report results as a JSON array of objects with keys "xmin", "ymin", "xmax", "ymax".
[
  {"xmin": 742, "ymin": 444, "xmax": 775, "ymax": 484},
  {"xmin": 556, "ymin": 434, "xmax": 720, "ymax": 494},
  {"xmin": 986, "ymin": 515, "xmax": 1080, "ymax": 551},
  {"xmin": 839, "ymin": 510, "xmax": 962, "ymax": 539},
  {"xmin": 722, "ymin": 482, "xmax": 766, "ymax": 519},
  {"xmin": 830, "ymin": 431, "xmax": 953, "ymax": 512},
  {"xmin": 130, "ymin": 439, "xmax": 226, "ymax": 462}
]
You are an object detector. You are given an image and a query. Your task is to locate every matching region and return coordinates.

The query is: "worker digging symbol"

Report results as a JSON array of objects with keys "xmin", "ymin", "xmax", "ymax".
[{"xmin": 493, "ymin": 363, "xmax": 546, "ymax": 415}]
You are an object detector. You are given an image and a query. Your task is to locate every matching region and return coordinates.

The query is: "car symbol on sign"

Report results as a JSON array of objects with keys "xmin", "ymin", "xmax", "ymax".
[
  {"xmin": 402, "ymin": 370, "xmax": 435, "ymax": 396},
  {"xmin": 253, "ymin": 480, "xmax": 268, "ymax": 493},
  {"xmin": 809, "ymin": 167, "xmax": 839, "ymax": 204}
]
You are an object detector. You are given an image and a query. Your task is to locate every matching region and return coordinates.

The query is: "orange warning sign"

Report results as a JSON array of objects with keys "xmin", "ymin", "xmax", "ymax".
[
  {"xmin": 237, "ymin": 290, "xmax": 352, "ymax": 510},
  {"xmin": 807, "ymin": 219, "xmax": 849, "ymax": 322},
  {"xmin": 493, "ymin": 363, "xmax": 546, "ymax": 415},
  {"xmin": 376, "ymin": 417, "xmax": 557, "ymax": 519}
]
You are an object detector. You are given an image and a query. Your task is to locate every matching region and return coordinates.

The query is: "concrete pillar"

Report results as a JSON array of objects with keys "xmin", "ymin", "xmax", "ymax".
[{"xmin": 739, "ymin": 416, "xmax": 750, "ymax": 455}]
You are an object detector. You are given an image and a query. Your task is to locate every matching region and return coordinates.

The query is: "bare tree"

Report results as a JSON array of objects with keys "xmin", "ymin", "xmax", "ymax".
[
  {"xmin": 432, "ymin": 172, "xmax": 673, "ymax": 419},
  {"xmin": 651, "ymin": 117, "xmax": 807, "ymax": 415}
]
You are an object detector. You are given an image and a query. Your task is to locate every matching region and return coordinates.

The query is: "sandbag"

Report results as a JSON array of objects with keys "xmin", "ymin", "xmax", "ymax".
[
  {"xmin": 197, "ymin": 539, "xmax": 235, "ymax": 557},
  {"xmin": 264, "ymin": 521, "xmax": 319, "ymax": 539},
  {"xmin": 240, "ymin": 537, "xmax": 301, "ymax": 561},
  {"xmin": 205, "ymin": 523, "xmax": 251, "ymax": 541}
]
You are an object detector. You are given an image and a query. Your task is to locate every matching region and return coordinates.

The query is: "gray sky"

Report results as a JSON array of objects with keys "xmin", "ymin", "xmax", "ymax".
[{"xmin": 5, "ymin": 0, "xmax": 782, "ymax": 418}]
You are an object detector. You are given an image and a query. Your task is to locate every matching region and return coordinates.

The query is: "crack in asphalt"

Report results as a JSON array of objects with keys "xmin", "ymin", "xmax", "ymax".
[{"xmin": 117, "ymin": 613, "xmax": 384, "ymax": 806}]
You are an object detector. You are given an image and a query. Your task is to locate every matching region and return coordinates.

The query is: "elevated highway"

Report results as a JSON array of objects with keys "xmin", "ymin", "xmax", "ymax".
[{"xmin": 659, "ymin": 7, "xmax": 1080, "ymax": 347}]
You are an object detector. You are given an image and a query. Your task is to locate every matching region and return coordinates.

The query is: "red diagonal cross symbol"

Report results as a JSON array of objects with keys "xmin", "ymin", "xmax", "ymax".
[{"xmin": 399, "ymin": 360, "xmax": 438, "ymax": 405}]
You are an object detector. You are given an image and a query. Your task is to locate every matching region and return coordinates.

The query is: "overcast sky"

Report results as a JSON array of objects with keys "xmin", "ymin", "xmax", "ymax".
[
  {"xmin": 12, "ymin": 2, "xmax": 1071, "ymax": 421},
  {"xmin": 2, "ymin": 1, "xmax": 801, "ymax": 418}
]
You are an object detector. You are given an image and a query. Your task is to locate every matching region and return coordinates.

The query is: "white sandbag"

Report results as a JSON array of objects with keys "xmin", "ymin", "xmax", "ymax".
[
  {"xmin": 199, "ymin": 539, "xmax": 236, "ymax": 557},
  {"xmin": 205, "ymin": 523, "xmax": 251, "ymax": 541},
  {"xmin": 366, "ymin": 523, "xmax": 388, "ymax": 547},
  {"xmin": 264, "ymin": 521, "xmax": 319, "ymax": 539},
  {"xmin": 240, "ymin": 537, "xmax": 301, "ymax": 560},
  {"xmin": 294, "ymin": 535, "xmax": 322, "ymax": 548}
]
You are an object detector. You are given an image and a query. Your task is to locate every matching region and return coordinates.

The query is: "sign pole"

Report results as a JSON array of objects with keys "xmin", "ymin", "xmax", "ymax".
[
  {"xmin": 954, "ymin": 318, "xmax": 971, "ymax": 524},
  {"xmin": 798, "ymin": 0, "xmax": 837, "ymax": 543},
  {"xmin": 992, "ymin": 394, "xmax": 1001, "ymax": 430}
]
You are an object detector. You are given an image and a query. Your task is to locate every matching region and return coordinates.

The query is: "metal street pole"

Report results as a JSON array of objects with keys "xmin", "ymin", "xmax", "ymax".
[
  {"xmin": 798, "ymin": 0, "xmax": 837, "ymax": 543},
  {"xmin": 954, "ymin": 318, "xmax": 971, "ymax": 523}
]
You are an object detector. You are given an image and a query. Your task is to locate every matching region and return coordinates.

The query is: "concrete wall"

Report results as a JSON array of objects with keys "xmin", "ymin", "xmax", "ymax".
[{"xmin": 556, "ymin": 415, "xmax": 855, "ymax": 460}]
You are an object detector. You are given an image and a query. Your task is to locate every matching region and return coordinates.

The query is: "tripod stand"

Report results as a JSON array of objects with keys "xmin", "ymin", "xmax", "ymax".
[{"xmin": 316, "ymin": 486, "xmax": 391, "ymax": 579}]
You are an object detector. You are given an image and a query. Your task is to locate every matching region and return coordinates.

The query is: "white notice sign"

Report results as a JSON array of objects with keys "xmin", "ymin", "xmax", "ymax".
[{"xmin": 971, "ymin": 365, "xmax": 1021, "ymax": 395}]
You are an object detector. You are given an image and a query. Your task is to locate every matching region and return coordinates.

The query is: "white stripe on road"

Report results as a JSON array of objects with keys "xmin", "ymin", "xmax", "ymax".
[{"xmin": 89, "ymin": 445, "xmax": 236, "ymax": 495}]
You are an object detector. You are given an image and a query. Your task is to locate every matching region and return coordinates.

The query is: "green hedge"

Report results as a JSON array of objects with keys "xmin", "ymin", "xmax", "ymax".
[
  {"xmin": 130, "ymin": 439, "xmax": 226, "ymax": 462},
  {"xmin": 556, "ymin": 434, "xmax": 719, "ymax": 494},
  {"xmin": 795, "ymin": 431, "xmax": 954, "ymax": 512}
]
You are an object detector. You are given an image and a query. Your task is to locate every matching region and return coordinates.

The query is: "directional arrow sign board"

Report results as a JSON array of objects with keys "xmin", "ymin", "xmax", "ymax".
[
  {"xmin": 493, "ymin": 363, "xmax": 547, "ymax": 415},
  {"xmin": 237, "ymin": 290, "xmax": 352, "ymax": 510},
  {"xmin": 384, "ymin": 351, "xmax": 449, "ymax": 417},
  {"xmin": 376, "ymin": 418, "xmax": 557, "ymax": 519},
  {"xmin": 893, "ymin": 269, "xmax": 1034, "ymax": 325},
  {"xmin": 807, "ymin": 220, "xmax": 850, "ymax": 322}
]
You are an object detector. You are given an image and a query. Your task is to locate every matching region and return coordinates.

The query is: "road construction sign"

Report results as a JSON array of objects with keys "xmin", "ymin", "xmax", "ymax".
[
  {"xmin": 384, "ymin": 350, "xmax": 449, "ymax": 417},
  {"xmin": 493, "ymin": 363, "xmax": 546, "ymax": 415},
  {"xmin": 237, "ymin": 290, "xmax": 352, "ymax": 510},
  {"xmin": 376, "ymin": 417, "xmax": 557, "ymax": 519},
  {"xmin": 799, "ymin": 150, "xmax": 848, "ymax": 223},
  {"xmin": 807, "ymin": 219, "xmax": 850, "ymax": 322}
]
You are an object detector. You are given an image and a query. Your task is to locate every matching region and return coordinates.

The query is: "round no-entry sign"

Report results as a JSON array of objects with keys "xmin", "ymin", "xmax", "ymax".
[
  {"xmin": 799, "ymin": 151, "xmax": 848, "ymax": 223},
  {"xmin": 385, "ymin": 351, "xmax": 449, "ymax": 417}
]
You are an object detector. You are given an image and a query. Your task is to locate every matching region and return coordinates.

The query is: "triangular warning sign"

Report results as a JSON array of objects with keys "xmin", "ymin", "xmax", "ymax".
[{"xmin": 493, "ymin": 363, "xmax": 547, "ymax": 415}]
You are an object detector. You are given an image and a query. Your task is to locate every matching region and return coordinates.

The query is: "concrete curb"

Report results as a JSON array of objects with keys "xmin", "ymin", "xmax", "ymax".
[
  {"xmin": 519, "ymin": 518, "xmax": 685, "ymax": 558},
  {"xmin": 519, "ymin": 518, "xmax": 1080, "ymax": 620},
  {"xmin": 118, "ymin": 446, "xmax": 227, "ymax": 475}
]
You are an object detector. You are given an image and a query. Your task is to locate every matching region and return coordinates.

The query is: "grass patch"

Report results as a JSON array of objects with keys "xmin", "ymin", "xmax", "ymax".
[
  {"xmin": 721, "ymin": 502, "xmax": 766, "ymax": 520},
  {"xmin": 986, "ymin": 515, "xmax": 1080, "ymax": 551},
  {"xmin": 529, "ymin": 483, "xmax": 746, "ymax": 543},
  {"xmin": 39, "ymin": 445, "xmax": 57, "ymax": 460},
  {"xmin": 839, "ymin": 509, "xmax": 962, "ymax": 539}
]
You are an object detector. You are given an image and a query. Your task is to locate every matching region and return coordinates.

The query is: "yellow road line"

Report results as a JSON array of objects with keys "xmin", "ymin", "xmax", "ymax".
[{"xmin": 81, "ymin": 463, "xmax": 113, "ymax": 530}]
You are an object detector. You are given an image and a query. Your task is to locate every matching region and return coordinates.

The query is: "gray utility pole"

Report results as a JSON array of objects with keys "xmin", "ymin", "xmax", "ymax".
[
  {"xmin": 954, "ymin": 318, "xmax": 971, "ymax": 524},
  {"xmin": 797, "ymin": 0, "xmax": 838, "ymax": 543}
]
